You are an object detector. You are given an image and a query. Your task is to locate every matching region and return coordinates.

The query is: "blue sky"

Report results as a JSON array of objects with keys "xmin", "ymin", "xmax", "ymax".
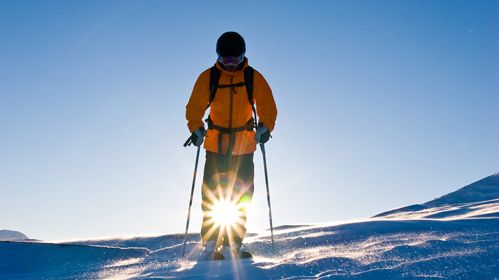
[{"xmin": 1, "ymin": 0, "xmax": 498, "ymax": 241}]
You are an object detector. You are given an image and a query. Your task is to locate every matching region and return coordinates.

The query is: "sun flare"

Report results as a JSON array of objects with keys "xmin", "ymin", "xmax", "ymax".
[
  {"xmin": 209, "ymin": 199, "xmax": 241, "ymax": 228},
  {"xmin": 200, "ymin": 173, "xmax": 254, "ymax": 247}
]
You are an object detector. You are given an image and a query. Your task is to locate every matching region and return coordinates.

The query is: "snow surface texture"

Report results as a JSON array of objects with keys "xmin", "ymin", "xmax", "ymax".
[{"xmin": 1, "ymin": 173, "xmax": 498, "ymax": 279}]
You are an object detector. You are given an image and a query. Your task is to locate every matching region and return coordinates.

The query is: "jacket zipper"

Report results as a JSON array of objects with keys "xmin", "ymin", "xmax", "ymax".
[
  {"xmin": 227, "ymin": 77, "xmax": 235, "ymax": 155},
  {"xmin": 229, "ymin": 76, "xmax": 234, "ymax": 129}
]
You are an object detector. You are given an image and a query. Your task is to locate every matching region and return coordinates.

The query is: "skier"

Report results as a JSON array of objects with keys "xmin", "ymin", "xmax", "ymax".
[{"xmin": 186, "ymin": 31, "xmax": 277, "ymax": 260}]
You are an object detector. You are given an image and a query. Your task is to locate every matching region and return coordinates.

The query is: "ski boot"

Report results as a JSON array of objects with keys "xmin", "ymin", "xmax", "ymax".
[
  {"xmin": 199, "ymin": 240, "xmax": 225, "ymax": 261},
  {"xmin": 219, "ymin": 244, "xmax": 253, "ymax": 260}
]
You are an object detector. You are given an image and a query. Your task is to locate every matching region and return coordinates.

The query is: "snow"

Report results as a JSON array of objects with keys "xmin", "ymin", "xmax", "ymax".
[
  {"xmin": 1, "ymin": 173, "xmax": 498, "ymax": 279},
  {"xmin": 374, "ymin": 173, "xmax": 499, "ymax": 219},
  {"xmin": 0, "ymin": 230, "xmax": 28, "ymax": 241}
]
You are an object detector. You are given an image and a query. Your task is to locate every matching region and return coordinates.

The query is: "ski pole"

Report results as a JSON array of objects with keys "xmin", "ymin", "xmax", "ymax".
[
  {"xmin": 182, "ymin": 141, "xmax": 201, "ymax": 257},
  {"xmin": 260, "ymin": 143, "xmax": 275, "ymax": 251}
]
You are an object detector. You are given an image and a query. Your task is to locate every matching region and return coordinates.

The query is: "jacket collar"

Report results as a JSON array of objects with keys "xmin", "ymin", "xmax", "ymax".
[{"xmin": 215, "ymin": 57, "xmax": 249, "ymax": 76}]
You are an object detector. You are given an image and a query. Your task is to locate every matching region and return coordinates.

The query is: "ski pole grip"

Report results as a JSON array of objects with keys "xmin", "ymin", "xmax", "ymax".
[{"xmin": 183, "ymin": 136, "xmax": 193, "ymax": 147}]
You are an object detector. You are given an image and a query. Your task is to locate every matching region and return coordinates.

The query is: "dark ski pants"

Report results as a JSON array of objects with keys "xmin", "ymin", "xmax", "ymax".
[{"xmin": 201, "ymin": 151, "xmax": 254, "ymax": 247}]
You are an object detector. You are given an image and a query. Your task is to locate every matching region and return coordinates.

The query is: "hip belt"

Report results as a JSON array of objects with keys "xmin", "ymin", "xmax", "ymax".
[{"xmin": 206, "ymin": 117, "xmax": 254, "ymax": 155}]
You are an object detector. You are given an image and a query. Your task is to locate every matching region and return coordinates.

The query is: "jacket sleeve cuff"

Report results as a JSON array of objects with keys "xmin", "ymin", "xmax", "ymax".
[
  {"xmin": 259, "ymin": 120, "xmax": 275, "ymax": 132},
  {"xmin": 188, "ymin": 121, "xmax": 205, "ymax": 133}
]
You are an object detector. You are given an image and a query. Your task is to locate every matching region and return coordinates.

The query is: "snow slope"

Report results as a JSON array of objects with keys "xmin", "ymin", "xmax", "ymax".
[
  {"xmin": 374, "ymin": 173, "xmax": 499, "ymax": 220},
  {"xmin": 0, "ymin": 230, "xmax": 28, "ymax": 241},
  {"xmin": 1, "ymin": 173, "xmax": 498, "ymax": 279}
]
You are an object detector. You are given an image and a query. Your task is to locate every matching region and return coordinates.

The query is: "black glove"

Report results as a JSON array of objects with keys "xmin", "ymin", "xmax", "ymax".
[
  {"xmin": 254, "ymin": 124, "xmax": 270, "ymax": 144},
  {"xmin": 191, "ymin": 127, "xmax": 206, "ymax": 146}
]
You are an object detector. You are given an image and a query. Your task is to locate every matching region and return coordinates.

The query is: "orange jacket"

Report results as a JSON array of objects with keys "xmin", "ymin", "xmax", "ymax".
[{"xmin": 186, "ymin": 59, "xmax": 277, "ymax": 155}]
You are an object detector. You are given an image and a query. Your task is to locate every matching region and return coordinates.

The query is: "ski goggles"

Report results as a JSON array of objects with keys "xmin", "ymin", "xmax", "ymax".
[{"xmin": 218, "ymin": 55, "xmax": 245, "ymax": 67}]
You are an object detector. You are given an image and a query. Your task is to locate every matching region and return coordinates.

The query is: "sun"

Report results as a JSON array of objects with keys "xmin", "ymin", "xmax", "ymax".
[{"xmin": 209, "ymin": 198, "xmax": 241, "ymax": 229}]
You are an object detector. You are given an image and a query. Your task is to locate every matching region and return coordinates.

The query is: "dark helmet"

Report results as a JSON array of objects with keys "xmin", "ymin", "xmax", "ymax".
[{"xmin": 216, "ymin": 32, "xmax": 246, "ymax": 57}]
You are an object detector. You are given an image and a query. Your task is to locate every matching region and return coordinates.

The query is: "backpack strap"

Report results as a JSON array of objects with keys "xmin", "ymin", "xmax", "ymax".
[
  {"xmin": 244, "ymin": 66, "xmax": 258, "ymax": 127},
  {"xmin": 244, "ymin": 66, "xmax": 254, "ymax": 106},
  {"xmin": 207, "ymin": 65, "xmax": 220, "ymax": 109}
]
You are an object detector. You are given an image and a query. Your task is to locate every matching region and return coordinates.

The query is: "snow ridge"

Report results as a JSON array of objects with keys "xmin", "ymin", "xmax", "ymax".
[
  {"xmin": 0, "ymin": 230, "xmax": 28, "ymax": 241},
  {"xmin": 374, "ymin": 172, "xmax": 499, "ymax": 219}
]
